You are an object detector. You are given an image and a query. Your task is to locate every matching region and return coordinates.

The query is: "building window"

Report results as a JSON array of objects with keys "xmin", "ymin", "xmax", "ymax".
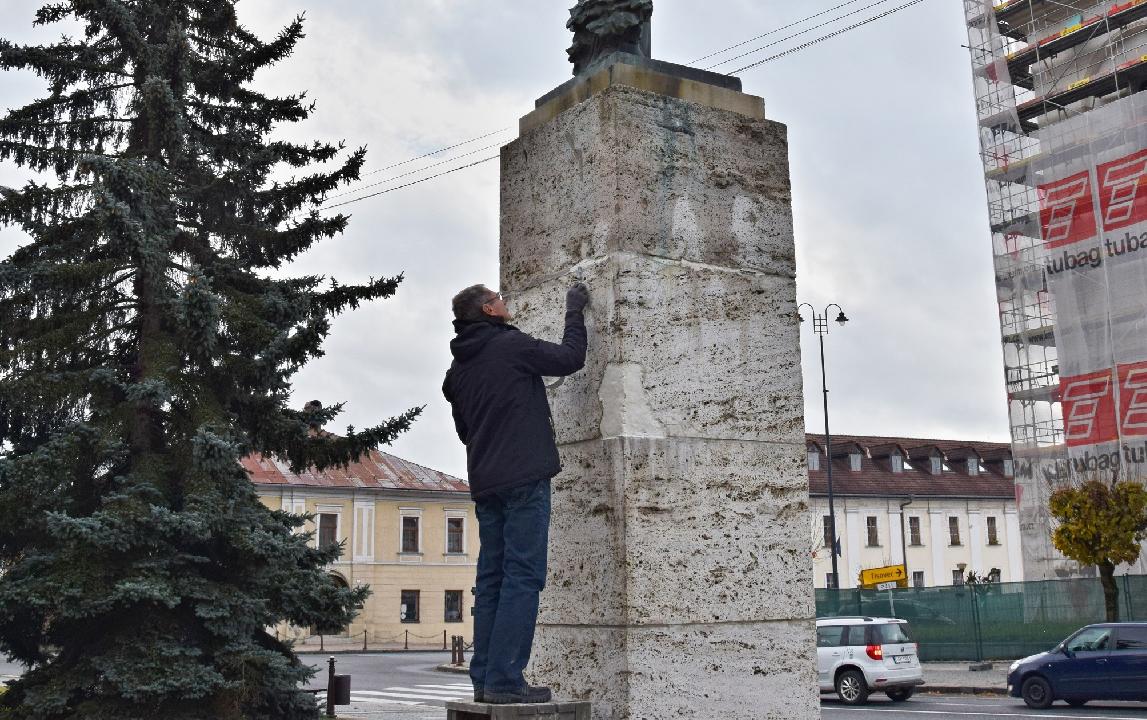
[
  {"xmin": 865, "ymin": 516, "xmax": 879, "ymax": 546},
  {"xmin": 930, "ymin": 456, "xmax": 942, "ymax": 475},
  {"xmin": 447, "ymin": 517, "xmax": 465, "ymax": 554},
  {"xmin": 988, "ymin": 568, "xmax": 1002, "ymax": 583},
  {"xmin": 849, "ymin": 452, "xmax": 862, "ymax": 471},
  {"xmin": 822, "ymin": 515, "xmax": 834, "ymax": 549},
  {"xmin": 967, "ymin": 458, "xmax": 979, "ymax": 476},
  {"xmin": 986, "ymin": 516, "xmax": 999, "ymax": 545},
  {"xmin": 402, "ymin": 516, "xmax": 420, "ymax": 554},
  {"xmin": 317, "ymin": 512, "xmax": 339, "ymax": 549},
  {"xmin": 948, "ymin": 516, "xmax": 962, "ymax": 546},
  {"xmin": 826, "ymin": 573, "xmax": 838, "ymax": 589},
  {"xmin": 952, "ymin": 569, "xmax": 965, "ymax": 586},
  {"xmin": 912, "ymin": 571, "xmax": 925, "ymax": 588},
  {"xmin": 445, "ymin": 590, "xmax": 463, "ymax": 623},
  {"xmin": 908, "ymin": 516, "xmax": 922, "ymax": 546},
  {"xmin": 891, "ymin": 453, "xmax": 903, "ymax": 473},
  {"xmin": 353, "ymin": 502, "xmax": 374, "ymax": 561},
  {"xmin": 1004, "ymin": 458, "xmax": 1014, "ymax": 477},
  {"xmin": 807, "ymin": 449, "xmax": 820, "ymax": 471},
  {"xmin": 400, "ymin": 590, "xmax": 420, "ymax": 623}
]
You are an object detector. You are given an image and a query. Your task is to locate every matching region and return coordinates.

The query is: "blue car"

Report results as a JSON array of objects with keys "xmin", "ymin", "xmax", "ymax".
[{"xmin": 1008, "ymin": 622, "xmax": 1147, "ymax": 708}]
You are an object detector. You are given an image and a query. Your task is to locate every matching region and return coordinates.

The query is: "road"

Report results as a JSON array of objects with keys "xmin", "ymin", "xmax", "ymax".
[
  {"xmin": 822, "ymin": 693, "xmax": 1147, "ymax": 719},
  {"xmin": 299, "ymin": 651, "xmax": 476, "ymax": 710}
]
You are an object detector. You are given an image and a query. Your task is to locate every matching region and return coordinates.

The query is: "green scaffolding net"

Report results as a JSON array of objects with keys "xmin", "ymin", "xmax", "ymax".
[{"xmin": 815, "ymin": 575, "xmax": 1147, "ymax": 661}]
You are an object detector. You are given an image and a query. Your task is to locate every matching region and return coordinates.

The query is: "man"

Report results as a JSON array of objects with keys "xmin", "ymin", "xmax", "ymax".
[{"xmin": 442, "ymin": 282, "xmax": 589, "ymax": 705}]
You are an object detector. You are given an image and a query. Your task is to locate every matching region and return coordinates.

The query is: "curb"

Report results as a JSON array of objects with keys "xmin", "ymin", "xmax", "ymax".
[
  {"xmin": 922, "ymin": 685, "xmax": 1008, "ymax": 696},
  {"xmin": 436, "ymin": 663, "xmax": 470, "ymax": 674}
]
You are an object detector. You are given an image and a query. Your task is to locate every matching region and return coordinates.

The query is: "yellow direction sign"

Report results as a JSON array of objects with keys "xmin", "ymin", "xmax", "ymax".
[{"xmin": 859, "ymin": 564, "xmax": 907, "ymax": 587}]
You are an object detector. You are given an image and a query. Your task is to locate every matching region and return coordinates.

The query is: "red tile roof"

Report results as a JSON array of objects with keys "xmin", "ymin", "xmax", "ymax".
[
  {"xmin": 807, "ymin": 433, "xmax": 1014, "ymax": 500},
  {"xmin": 242, "ymin": 449, "xmax": 469, "ymax": 493}
]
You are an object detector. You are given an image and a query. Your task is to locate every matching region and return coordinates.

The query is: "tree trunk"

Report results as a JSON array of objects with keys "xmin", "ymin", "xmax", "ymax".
[{"xmin": 1099, "ymin": 560, "xmax": 1120, "ymax": 622}]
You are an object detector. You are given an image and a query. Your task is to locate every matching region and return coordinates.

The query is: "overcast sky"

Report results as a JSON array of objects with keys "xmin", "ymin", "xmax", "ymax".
[{"xmin": 0, "ymin": 0, "xmax": 1008, "ymax": 479}]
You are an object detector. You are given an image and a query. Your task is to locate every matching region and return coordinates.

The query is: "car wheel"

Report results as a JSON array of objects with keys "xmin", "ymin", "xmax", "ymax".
[
  {"xmin": 835, "ymin": 669, "xmax": 869, "ymax": 705},
  {"xmin": 887, "ymin": 688, "xmax": 914, "ymax": 702},
  {"xmin": 1021, "ymin": 676, "xmax": 1054, "ymax": 709},
  {"xmin": 1066, "ymin": 698, "xmax": 1087, "ymax": 707}
]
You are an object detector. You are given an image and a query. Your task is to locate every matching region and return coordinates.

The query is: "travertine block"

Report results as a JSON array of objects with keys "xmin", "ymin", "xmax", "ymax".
[{"xmin": 501, "ymin": 76, "xmax": 816, "ymax": 720}]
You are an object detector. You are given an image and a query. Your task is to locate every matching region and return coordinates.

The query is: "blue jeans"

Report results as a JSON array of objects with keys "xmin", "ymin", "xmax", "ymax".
[{"xmin": 470, "ymin": 478, "xmax": 551, "ymax": 695}]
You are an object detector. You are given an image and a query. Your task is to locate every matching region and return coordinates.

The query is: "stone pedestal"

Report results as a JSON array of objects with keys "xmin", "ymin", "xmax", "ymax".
[{"xmin": 500, "ymin": 58, "xmax": 818, "ymax": 720}]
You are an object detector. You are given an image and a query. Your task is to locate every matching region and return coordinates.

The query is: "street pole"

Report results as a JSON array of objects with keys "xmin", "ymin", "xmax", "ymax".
[
  {"xmin": 899, "ymin": 496, "xmax": 913, "ymax": 588},
  {"xmin": 819, "ymin": 332, "xmax": 839, "ymax": 590},
  {"xmin": 800, "ymin": 303, "xmax": 848, "ymax": 592}
]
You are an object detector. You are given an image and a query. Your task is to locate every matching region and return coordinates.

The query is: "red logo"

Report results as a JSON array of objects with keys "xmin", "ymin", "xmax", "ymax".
[
  {"xmin": 1060, "ymin": 369, "xmax": 1118, "ymax": 447},
  {"xmin": 1118, "ymin": 360, "xmax": 1147, "ymax": 437},
  {"xmin": 1039, "ymin": 170, "xmax": 1097, "ymax": 248},
  {"xmin": 1098, "ymin": 149, "xmax": 1147, "ymax": 231}
]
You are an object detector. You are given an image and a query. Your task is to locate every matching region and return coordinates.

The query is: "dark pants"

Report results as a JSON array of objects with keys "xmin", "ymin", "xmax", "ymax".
[{"xmin": 470, "ymin": 478, "xmax": 551, "ymax": 695}]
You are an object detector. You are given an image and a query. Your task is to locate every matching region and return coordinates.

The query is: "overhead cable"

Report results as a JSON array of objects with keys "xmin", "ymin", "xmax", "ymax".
[
  {"xmin": 703, "ymin": 0, "xmax": 896, "ymax": 71},
  {"xmin": 321, "ymin": 156, "xmax": 499, "ymax": 211},
  {"xmin": 356, "ymin": 127, "xmax": 510, "ymax": 179},
  {"xmin": 729, "ymin": 0, "xmax": 927, "ymax": 74},
  {"xmin": 688, "ymin": 0, "xmax": 870, "ymax": 66},
  {"xmin": 321, "ymin": 141, "xmax": 504, "ymax": 204}
]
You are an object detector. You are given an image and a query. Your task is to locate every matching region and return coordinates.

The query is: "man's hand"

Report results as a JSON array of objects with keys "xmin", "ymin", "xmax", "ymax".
[{"xmin": 566, "ymin": 282, "xmax": 590, "ymax": 312}]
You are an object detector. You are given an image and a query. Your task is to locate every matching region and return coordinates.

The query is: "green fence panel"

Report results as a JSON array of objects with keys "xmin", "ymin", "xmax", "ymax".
[{"xmin": 815, "ymin": 575, "xmax": 1147, "ymax": 662}]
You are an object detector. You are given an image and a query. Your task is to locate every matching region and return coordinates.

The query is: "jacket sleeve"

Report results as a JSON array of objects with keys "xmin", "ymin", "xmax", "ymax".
[
  {"xmin": 442, "ymin": 371, "xmax": 469, "ymax": 444},
  {"xmin": 517, "ymin": 307, "xmax": 587, "ymax": 377}
]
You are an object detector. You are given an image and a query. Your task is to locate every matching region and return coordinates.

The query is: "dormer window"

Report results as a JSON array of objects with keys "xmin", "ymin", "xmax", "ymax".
[
  {"xmin": 891, "ymin": 452, "xmax": 904, "ymax": 473},
  {"xmin": 1003, "ymin": 458, "xmax": 1014, "ymax": 477},
  {"xmin": 930, "ymin": 456, "xmax": 942, "ymax": 475},
  {"xmin": 967, "ymin": 458, "xmax": 979, "ymax": 476},
  {"xmin": 807, "ymin": 449, "xmax": 820, "ymax": 471},
  {"xmin": 849, "ymin": 452, "xmax": 862, "ymax": 471}
]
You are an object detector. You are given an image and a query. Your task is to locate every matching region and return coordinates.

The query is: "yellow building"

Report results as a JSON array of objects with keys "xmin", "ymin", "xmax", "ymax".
[{"xmin": 245, "ymin": 450, "xmax": 476, "ymax": 648}]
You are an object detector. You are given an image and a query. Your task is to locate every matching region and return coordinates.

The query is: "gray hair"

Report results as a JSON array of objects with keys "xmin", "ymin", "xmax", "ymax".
[{"xmin": 452, "ymin": 284, "xmax": 494, "ymax": 323}]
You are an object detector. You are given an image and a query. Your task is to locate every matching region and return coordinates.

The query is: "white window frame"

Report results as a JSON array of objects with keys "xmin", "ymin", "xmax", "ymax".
[
  {"xmin": 315, "ymin": 504, "xmax": 342, "ymax": 550},
  {"xmin": 986, "ymin": 515, "xmax": 1000, "ymax": 546},
  {"xmin": 353, "ymin": 501, "xmax": 375, "ymax": 561},
  {"xmin": 930, "ymin": 455, "xmax": 942, "ymax": 475},
  {"xmin": 807, "ymin": 449, "xmax": 820, "ymax": 471},
  {"xmin": 891, "ymin": 453, "xmax": 904, "ymax": 473},
  {"xmin": 444, "ymin": 509, "xmax": 468, "ymax": 555},
  {"xmin": 1004, "ymin": 458, "xmax": 1015, "ymax": 477},
  {"xmin": 967, "ymin": 457, "xmax": 980, "ymax": 476},
  {"xmin": 282, "ymin": 496, "xmax": 307, "ymax": 534},
  {"xmin": 849, "ymin": 452, "xmax": 862, "ymax": 471},
  {"xmin": 908, "ymin": 515, "xmax": 923, "ymax": 546},
  {"xmin": 399, "ymin": 507, "xmax": 423, "ymax": 556}
]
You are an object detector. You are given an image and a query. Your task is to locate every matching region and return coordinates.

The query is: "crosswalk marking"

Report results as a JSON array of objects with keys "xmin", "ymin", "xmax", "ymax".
[{"xmin": 318, "ymin": 683, "xmax": 475, "ymax": 708}]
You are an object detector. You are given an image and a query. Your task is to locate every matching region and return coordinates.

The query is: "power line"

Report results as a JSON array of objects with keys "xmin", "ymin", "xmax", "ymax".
[
  {"xmin": 703, "ymin": 0, "xmax": 896, "ymax": 71},
  {"xmin": 729, "ymin": 0, "xmax": 926, "ymax": 74},
  {"xmin": 321, "ymin": 141, "xmax": 504, "ymax": 205},
  {"xmin": 688, "ymin": 0, "xmax": 870, "ymax": 66},
  {"xmin": 356, "ymin": 127, "xmax": 510, "ymax": 179},
  {"xmin": 321, "ymin": 155, "xmax": 499, "ymax": 211}
]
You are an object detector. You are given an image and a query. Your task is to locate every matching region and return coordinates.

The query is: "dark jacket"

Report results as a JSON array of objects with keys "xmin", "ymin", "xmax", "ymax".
[{"xmin": 442, "ymin": 309, "xmax": 587, "ymax": 499}]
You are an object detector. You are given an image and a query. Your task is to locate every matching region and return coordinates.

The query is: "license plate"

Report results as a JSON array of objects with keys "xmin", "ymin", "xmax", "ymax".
[{"xmin": 893, "ymin": 656, "xmax": 912, "ymax": 665}]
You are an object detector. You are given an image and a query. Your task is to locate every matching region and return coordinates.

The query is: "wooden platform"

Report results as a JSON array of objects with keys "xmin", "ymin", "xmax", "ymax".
[{"xmin": 445, "ymin": 700, "xmax": 591, "ymax": 720}]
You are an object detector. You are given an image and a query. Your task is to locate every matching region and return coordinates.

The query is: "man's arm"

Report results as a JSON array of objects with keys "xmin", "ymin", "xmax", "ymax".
[
  {"xmin": 442, "ymin": 371, "xmax": 469, "ymax": 443},
  {"xmin": 518, "ymin": 283, "xmax": 589, "ymax": 377}
]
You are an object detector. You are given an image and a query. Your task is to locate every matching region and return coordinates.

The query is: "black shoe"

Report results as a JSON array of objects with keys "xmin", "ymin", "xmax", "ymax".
[{"xmin": 484, "ymin": 685, "xmax": 552, "ymax": 704}]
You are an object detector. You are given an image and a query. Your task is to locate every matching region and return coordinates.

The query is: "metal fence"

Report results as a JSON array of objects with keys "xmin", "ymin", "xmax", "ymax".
[{"xmin": 815, "ymin": 574, "xmax": 1147, "ymax": 661}]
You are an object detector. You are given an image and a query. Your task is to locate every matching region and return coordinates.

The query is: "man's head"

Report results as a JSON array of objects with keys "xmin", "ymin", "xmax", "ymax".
[{"xmin": 452, "ymin": 284, "xmax": 511, "ymax": 323}]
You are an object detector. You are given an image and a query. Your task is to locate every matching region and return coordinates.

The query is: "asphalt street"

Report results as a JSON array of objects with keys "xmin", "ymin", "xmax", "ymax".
[
  {"xmin": 299, "ymin": 651, "xmax": 476, "ymax": 711},
  {"xmin": 822, "ymin": 693, "xmax": 1147, "ymax": 719}
]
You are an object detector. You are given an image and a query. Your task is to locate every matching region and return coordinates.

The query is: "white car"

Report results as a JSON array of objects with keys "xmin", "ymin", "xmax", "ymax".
[{"xmin": 816, "ymin": 616, "xmax": 925, "ymax": 704}]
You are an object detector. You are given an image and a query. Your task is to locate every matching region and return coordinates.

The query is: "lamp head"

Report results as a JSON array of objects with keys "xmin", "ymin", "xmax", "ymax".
[{"xmin": 835, "ymin": 311, "xmax": 849, "ymax": 325}]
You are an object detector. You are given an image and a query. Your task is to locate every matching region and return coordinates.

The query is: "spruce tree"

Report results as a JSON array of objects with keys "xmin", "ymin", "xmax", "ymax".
[{"xmin": 0, "ymin": 2, "xmax": 419, "ymax": 718}]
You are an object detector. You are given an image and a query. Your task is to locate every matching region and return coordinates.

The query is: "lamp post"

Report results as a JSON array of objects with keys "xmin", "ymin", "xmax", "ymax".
[
  {"xmin": 899, "ymin": 496, "xmax": 914, "ymax": 587},
  {"xmin": 798, "ymin": 303, "xmax": 848, "ymax": 590}
]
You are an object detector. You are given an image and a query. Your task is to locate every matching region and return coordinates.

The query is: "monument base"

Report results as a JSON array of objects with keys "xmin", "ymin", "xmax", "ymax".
[{"xmin": 446, "ymin": 700, "xmax": 592, "ymax": 720}]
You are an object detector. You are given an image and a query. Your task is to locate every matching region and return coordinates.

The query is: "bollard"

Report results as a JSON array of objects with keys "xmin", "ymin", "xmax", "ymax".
[
  {"xmin": 326, "ymin": 656, "xmax": 351, "ymax": 717},
  {"xmin": 362, "ymin": 630, "xmax": 368, "ymax": 651},
  {"xmin": 404, "ymin": 629, "xmax": 408, "ymax": 650},
  {"xmin": 443, "ymin": 629, "xmax": 447, "ymax": 650},
  {"xmin": 326, "ymin": 656, "xmax": 335, "ymax": 718}
]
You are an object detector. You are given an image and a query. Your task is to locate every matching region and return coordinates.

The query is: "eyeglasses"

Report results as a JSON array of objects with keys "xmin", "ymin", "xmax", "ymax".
[{"xmin": 484, "ymin": 291, "xmax": 505, "ymax": 305}]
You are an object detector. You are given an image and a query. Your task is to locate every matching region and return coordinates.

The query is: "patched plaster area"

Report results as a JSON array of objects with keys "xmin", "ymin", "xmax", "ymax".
[{"xmin": 598, "ymin": 363, "xmax": 666, "ymax": 440}]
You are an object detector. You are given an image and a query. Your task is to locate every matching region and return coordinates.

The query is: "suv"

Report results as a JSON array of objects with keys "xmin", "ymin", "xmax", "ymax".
[
  {"xmin": 1008, "ymin": 622, "xmax": 1147, "ymax": 708},
  {"xmin": 816, "ymin": 616, "xmax": 925, "ymax": 704}
]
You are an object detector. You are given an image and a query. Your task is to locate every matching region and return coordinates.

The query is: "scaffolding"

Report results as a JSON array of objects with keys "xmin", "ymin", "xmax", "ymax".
[{"xmin": 963, "ymin": 0, "xmax": 1147, "ymax": 580}]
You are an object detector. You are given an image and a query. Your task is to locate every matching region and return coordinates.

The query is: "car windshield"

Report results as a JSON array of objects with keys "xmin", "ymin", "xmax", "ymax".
[
  {"xmin": 874, "ymin": 623, "xmax": 912, "ymax": 644},
  {"xmin": 1065, "ymin": 627, "xmax": 1112, "ymax": 653}
]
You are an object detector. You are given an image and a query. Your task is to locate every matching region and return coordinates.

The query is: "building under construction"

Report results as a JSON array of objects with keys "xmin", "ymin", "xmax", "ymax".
[{"xmin": 963, "ymin": 0, "xmax": 1147, "ymax": 580}]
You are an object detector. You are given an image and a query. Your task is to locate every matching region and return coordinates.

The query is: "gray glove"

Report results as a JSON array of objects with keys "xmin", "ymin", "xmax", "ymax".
[{"xmin": 566, "ymin": 282, "xmax": 590, "ymax": 312}]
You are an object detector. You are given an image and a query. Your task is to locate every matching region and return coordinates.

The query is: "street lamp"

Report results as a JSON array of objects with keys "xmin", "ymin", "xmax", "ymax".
[
  {"xmin": 899, "ymin": 496, "xmax": 914, "ymax": 587},
  {"xmin": 798, "ymin": 303, "xmax": 848, "ymax": 590}
]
